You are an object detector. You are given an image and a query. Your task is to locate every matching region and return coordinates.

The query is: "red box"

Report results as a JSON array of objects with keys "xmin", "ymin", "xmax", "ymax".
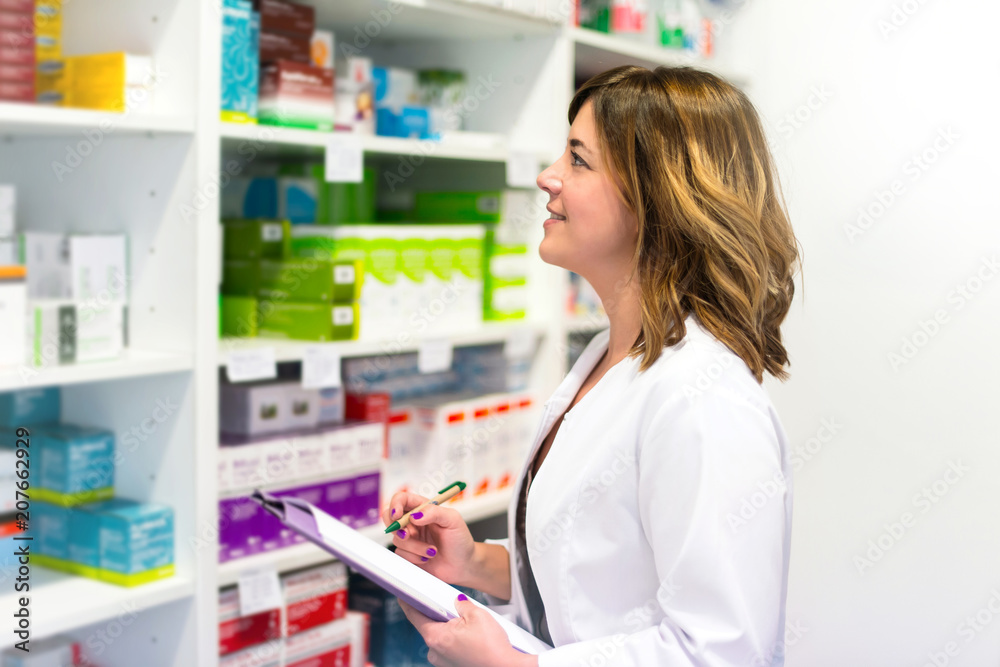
[
  {"xmin": 345, "ymin": 392, "xmax": 390, "ymax": 446},
  {"xmin": 218, "ymin": 588, "xmax": 282, "ymax": 656},
  {"xmin": 259, "ymin": 29, "xmax": 311, "ymax": 65},
  {"xmin": 282, "ymin": 562, "xmax": 349, "ymax": 637},
  {"xmin": 0, "ymin": 11, "xmax": 33, "ymax": 32},
  {"xmin": 0, "ymin": 78, "xmax": 32, "ymax": 100},
  {"xmin": 254, "ymin": 0, "xmax": 314, "ymax": 38},
  {"xmin": 0, "ymin": 61, "xmax": 32, "ymax": 82},
  {"xmin": 0, "ymin": 0, "xmax": 32, "ymax": 13},
  {"xmin": 0, "ymin": 41, "xmax": 33, "ymax": 66},
  {"xmin": 284, "ymin": 620, "xmax": 352, "ymax": 667}
]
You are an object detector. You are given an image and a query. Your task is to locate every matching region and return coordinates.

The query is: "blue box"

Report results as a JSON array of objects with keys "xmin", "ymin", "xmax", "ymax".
[
  {"xmin": 33, "ymin": 501, "xmax": 73, "ymax": 562},
  {"xmin": 221, "ymin": 0, "xmax": 259, "ymax": 123},
  {"xmin": 36, "ymin": 424, "xmax": 115, "ymax": 505},
  {"xmin": 0, "ymin": 387, "xmax": 60, "ymax": 426},
  {"xmin": 90, "ymin": 499, "xmax": 174, "ymax": 580}
]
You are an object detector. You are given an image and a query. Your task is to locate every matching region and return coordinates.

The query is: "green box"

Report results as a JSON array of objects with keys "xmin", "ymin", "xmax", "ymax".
[
  {"xmin": 221, "ymin": 295, "xmax": 259, "ymax": 338},
  {"xmin": 258, "ymin": 258, "xmax": 363, "ymax": 303},
  {"xmin": 222, "ymin": 259, "xmax": 260, "ymax": 297},
  {"xmin": 279, "ymin": 164, "xmax": 377, "ymax": 224},
  {"xmin": 414, "ymin": 191, "xmax": 502, "ymax": 223},
  {"xmin": 222, "ymin": 219, "xmax": 291, "ymax": 259},
  {"xmin": 258, "ymin": 301, "xmax": 359, "ymax": 342}
]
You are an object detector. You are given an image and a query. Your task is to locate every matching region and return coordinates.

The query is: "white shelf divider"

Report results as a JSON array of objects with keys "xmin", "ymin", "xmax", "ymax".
[
  {"xmin": 0, "ymin": 350, "xmax": 193, "ymax": 392},
  {"xmin": 217, "ymin": 489, "xmax": 513, "ymax": 588},
  {"xmin": 0, "ymin": 102, "xmax": 194, "ymax": 137}
]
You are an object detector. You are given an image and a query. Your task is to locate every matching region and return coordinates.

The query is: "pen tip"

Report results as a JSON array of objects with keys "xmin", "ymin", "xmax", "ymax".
[{"xmin": 384, "ymin": 521, "xmax": 400, "ymax": 534}]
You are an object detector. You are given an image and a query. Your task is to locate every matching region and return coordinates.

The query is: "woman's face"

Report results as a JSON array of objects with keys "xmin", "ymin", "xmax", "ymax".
[{"xmin": 536, "ymin": 100, "xmax": 638, "ymax": 281}]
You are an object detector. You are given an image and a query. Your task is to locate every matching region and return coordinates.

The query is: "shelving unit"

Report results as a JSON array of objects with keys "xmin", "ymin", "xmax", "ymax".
[{"xmin": 0, "ymin": 0, "xmax": 746, "ymax": 663}]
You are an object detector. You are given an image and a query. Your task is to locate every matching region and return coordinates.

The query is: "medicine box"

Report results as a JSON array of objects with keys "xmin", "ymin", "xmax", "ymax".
[
  {"xmin": 222, "ymin": 176, "xmax": 279, "ymax": 219},
  {"xmin": 218, "ymin": 643, "xmax": 281, "ymax": 667},
  {"xmin": 221, "ymin": 0, "xmax": 259, "ymax": 123},
  {"xmin": 26, "ymin": 299, "xmax": 126, "ymax": 367},
  {"xmin": 258, "ymin": 257, "xmax": 363, "ymax": 303},
  {"xmin": 221, "ymin": 295, "xmax": 259, "ymax": 337},
  {"xmin": 258, "ymin": 60, "xmax": 334, "ymax": 132},
  {"xmin": 218, "ymin": 586, "xmax": 282, "ymax": 655},
  {"xmin": 259, "ymin": 29, "xmax": 310, "ymax": 64},
  {"xmin": 254, "ymin": 0, "xmax": 315, "ymax": 37},
  {"xmin": 18, "ymin": 232, "xmax": 128, "ymax": 302},
  {"xmin": 219, "ymin": 380, "xmax": 291, "ymax": 437},
  {"xmin": 33, "ymin": 500, "xmax": 73, "ymax": 565},
  {"xmin": 63, "ymin": 52, "xmax": 155, "ymax": 112},
  {"xmin": 0, "ymin": 267, "xmax": 25, "ymax": 367},
  {"xmin": 284, "ymin": 618, "xmax": 353, "ymax": 667},
  {"xmin": 0, "ymin": 184, "xmax": 13, "ymax": 237},
  {"xmin": 258, "ymin": 301, "xmax": 359, "ymax": 342},
  {"xmin": 0, "ymin": 386, "xmax": 60, "ymax": 426},
  {"xmin": 35, "ymin": 423, "xmax": 115, "ymax": 506},
  {"xmin": 281, "ymin": 561, "xmax": 348, "ymax": 636},
  {"xmin": 334, "ymin": 56, "xmax": 375, "ymax": 135},
  {"xmin": 223, "ymin": 218, "xmax": 291, "ymax": 260},
  {"xmin": 222, "ymin": 260, "xmax": 260, "ymax": 297},
  {"xmin": 219, "ymin": 495, "xmax": 266, "ymax": 562}
]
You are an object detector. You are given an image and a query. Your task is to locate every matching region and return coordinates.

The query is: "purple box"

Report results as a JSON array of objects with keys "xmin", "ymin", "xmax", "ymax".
[
  {"xmin": 319, "ymin": 477, "xmax": 354, "ymax": 526},
  {"xmin": 352, "ymin": 472, "xmax": 380, "ymax": 529},
  {"xmin": 219, "ymin": 496, "xmax": 264, "ymax": 563}
]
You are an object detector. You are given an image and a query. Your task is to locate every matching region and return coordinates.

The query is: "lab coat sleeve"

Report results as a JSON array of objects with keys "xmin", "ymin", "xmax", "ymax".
[
  {"xmin": 537, "ymin": 388, "xmax": 789, "ymax": 667},
  {"xmin": 480, "ymin": 537, "xmax": 519, "ymax": 617}
]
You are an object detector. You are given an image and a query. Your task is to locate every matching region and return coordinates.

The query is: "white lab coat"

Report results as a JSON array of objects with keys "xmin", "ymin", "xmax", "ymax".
[{"xmin": 487, "ymin": 313, "xmax": 793, "ymax": 666}]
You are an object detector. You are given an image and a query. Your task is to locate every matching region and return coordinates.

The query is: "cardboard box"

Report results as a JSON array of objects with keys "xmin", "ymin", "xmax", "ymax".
[
  {"xmin": 219, "ymin": 380, "xmax": 290, "ymax": 437},
  {"xmin": 258, "ymin": 60, "xmax": 334, "ymax": 132},
  {"xmin": 218, "ymin": 495, "xmax": 266, "ymax": 562},
  {"xmin": 64, "ymin": 52, "xmax": 155, "ymax": 112},
  {"xmin": 35, "ymin": 424, "xmax": 115, "ymax": 506},
  {"xmin": 254, "ymin": 0, "xmax": 314, "ymax": 37},
  {"xmin": 334, "ymin": 56, "xmax": 374, "ymax": 134},
  {"xmin": 258, "ymin": 301, "xmax": 359, "ymax": 342},
  {"xmin": 258, "ymin": 258, "xmax": 363, "ymax": 303},
  {"xmin": 259, "ymin": 29, "xmax": 310, "ymax": 64},
  {"xmin": 0, "ymin": 386, "xmax": 60, "ymax": 426},
  {"xmin": 18, "ymin": 232, "xmax": 128, "ymax": 303},
  {"xmin": 218, "ymin": 586, "xmax": 282, "ymax": 655},
  {"xmin": 311, "ymin": 29, "xmax": 333, "ymax": 69},
  {"xmin": 281, "ymin": 561, "xmax": 348, "ymax": 636},
  {"xmin": 222, "ymin": 260, "xmax": 260, "ymax": 297},
  {"xmin": 284, "ymin": 618, "xmax": 352, "ymax": 667},
  {"xmin": 33, "ymin": 500, "xmax": 74, "ymax": 563},
  {"xmin": 26, "ymin": 299, "xmax": 126, "ymax": 367},
  {"xmin": 70, "ymin": 498, "xmax": 174, "ymax": 586},
  {"xmin": 0, "ymin": 265, "xmax": 26, "ymax": 367},
  {"xmin": 223, "ymin": 218, "xmax": 291, "ymax": 260},
  {"xmin": 221, "ymin": 0, "xmax": 259, "ymax": 123},
  {"xmin": 221, "ymin": 295, "xmax": 259, "ymax": 338}
]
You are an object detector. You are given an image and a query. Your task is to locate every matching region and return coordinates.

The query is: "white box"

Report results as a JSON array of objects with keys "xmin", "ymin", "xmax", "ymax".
[
  {"xmin": 219, "ymin": 381, "xmax": 288, "ymax": 437},
  {"xmin": 310, "ymin": 29, "xmax": 334, "ymax": 69},
  {"xmin": 0, "ymin": 185, "xmax": 14, "ymax": 237},
  {"xmin": 283, "ymin": 618, "xmax": 352, "ymax": 667},
  {"xmin": 0, "ymin": 267, "xmax": 26, "ymax": 368},
  {"xmin": 0, "ymin": 238, "xmax": 16, "ymax": 265},
  {"xmin": 220, "ymin": 443, "xmax": 265, "ymax": 494},
  {"xmin": 69, "ymin": 234, "xmax": 128, "ymax": 304},
  {"xmin": 345, "ymin": 611, "xmax": 369, "ymax": 667},
  {"xmin": 284, "ymin": 385, "xmax": 320, "ymax": 432},
  {"xmin": 25, "ymin": 299, "xmax": 124, "ymax": 367},
  {"xmin": 18, "ymin": 232, "xmax": 69, "ymax": 300},
  {"xmin": 352, "ymin": 421, "xmax": 384, "ymax": 469},
  {"xmin": 294, "ymin": 430, "xmax": 330, "ymax": 480}
]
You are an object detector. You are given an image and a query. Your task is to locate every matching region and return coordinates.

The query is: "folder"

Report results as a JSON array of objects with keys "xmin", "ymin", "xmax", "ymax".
[{"xmin": 251, "ymin": 490, "xmax": 552, "ymax": 655}]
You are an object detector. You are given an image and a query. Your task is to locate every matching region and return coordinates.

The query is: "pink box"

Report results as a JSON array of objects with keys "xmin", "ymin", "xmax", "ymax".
[
  {"xmin": 0, "ymin": 1, "xmax": 33, "ymax": 12},
  {"xmin": 0, "ymin": 62, "xmax": 32, "ymax": 82},
  {"xmin": 0, "ymin": 78, "xmax": 32, "ymax": 100}
]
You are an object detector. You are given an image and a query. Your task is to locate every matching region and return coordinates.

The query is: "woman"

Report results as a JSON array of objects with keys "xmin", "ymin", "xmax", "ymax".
[{"xmin": 383, "ymin": 65, "xmax": 800, "ymax": 666}]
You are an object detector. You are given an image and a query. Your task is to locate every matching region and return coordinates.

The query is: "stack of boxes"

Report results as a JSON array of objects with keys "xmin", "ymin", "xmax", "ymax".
[
  {"xmin": 0, "ymin": 0, "xmax": 35, "ymax": 103},
  {"xmin": 221, "ymin": 218, "xmax": 363, "ymax": 342},
  {"xmin": 221, "ymin": 0, "xmax": 260, "ymax": 123},
  {"xmin": 219, "ymin": 561, "xmax": 369, "ymax": 666},
  {"xmin": 256, "ymin": 0, "xmax": 336, "ymax": 131},
  {"xmin": 217, "ymin": 378, "xmax": 384, "ymax": 563},
  {"xmin": 0, "ymin": 387, "xmax": 176, "ymax": 587}
]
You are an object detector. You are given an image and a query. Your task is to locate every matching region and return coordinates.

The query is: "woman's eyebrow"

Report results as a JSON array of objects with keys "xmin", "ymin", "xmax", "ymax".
[{"xmin": 568, "ymin": 138, "xmax": 591, "ymax": 154}]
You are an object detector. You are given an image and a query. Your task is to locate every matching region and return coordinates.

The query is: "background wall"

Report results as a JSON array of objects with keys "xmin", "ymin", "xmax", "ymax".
[{"xmin": 715, "ymin": 1, "xmax": 1000, "ymax": 664}]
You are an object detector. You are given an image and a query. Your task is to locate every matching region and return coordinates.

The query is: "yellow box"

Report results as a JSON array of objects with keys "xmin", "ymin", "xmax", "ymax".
[
  {"xmin": 64, "ymin": 52, "xmax": 154, "ymax": 112},
  {"xmin": 35, "ymin": 0, "xmax": 62, "ymax": 61}
]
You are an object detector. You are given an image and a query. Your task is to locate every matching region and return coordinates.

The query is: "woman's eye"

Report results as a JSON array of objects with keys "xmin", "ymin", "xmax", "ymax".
[{"xmin": 571, "ymin": 151, "xmax": 587, "ymax": 167}]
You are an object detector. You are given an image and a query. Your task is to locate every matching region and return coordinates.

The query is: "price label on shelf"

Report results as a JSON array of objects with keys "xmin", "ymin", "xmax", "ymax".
[
  {"xmin": 237, "ymin": 568, "xmax": 283, "ymax": 617},
  {"xmin": 226, "ymin": 347, "xmax": 277, "ymax": 383},
  {"xmin": 302, "ymin": 344, "xmax": 342, "ymax": 389},
  {"xmin": 418, "ymin": 338, "xmax": 453, "ymax": 374},
  {"xmin": 506, "ymin": 151, "xmax": 539, "ymax": 188},
  {"xmin": 325, "ymin": 133, "xmax": 364, "ymax": 183},
  {"xmin": 504, "ymin": 327, "xmax": 536, "ymax": 359}
]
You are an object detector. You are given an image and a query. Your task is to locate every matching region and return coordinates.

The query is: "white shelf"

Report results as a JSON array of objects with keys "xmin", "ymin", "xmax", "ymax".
[
  {"xmin": 218, "ymin": 323, "xmax": 545, "ymax": 365},
  {"xmin": 0, "ymin": 349, "xmax": 193, "ymax": 392},
  {"xmin": 0, "ymin": 102, "xmax": 194, "ymax": 137},
  {"xmin": 0, "ymin": 568, "xmax": 194, "ymax": 649},
  {"xmin": 218, "ymin": 489, "xmax": 513, "ymax": 587},
  {"xmin": 571, "ymin": 27, "xmax": 747, "ymax": 84},
  {"xmin": 220, "ymin": 122, "xmax": 512, "ymax": 163},
  {"xmin": 308, "ymin": 0, "xmax": 562, "ymax": 41}
]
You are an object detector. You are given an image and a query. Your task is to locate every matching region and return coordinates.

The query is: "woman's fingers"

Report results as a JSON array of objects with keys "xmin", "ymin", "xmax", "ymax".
[
  {"xmin": 392, "ymin": 529, "xmax": 439, "ymax": 562},
  {"xmin": 382, "ymin": 491, "xmax": 430, "ymax": 527},
  {"xmin": 406, "ymin": 503, "xmax": 466, "ymax": 532}
]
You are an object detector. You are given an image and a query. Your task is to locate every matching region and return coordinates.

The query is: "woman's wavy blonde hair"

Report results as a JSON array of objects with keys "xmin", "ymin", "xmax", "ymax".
[{"xmin": 571, "ymin": 65, "xmax": 800, "ymax": 382}]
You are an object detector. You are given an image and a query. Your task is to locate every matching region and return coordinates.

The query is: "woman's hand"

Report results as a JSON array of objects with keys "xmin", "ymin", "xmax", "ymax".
[
  {"xmin": 383, "ymin": 491, "xmax": 478, "ymax": 587},
  {"xmin": 398, "ymin": 595, "xmax": 538, "ymax": 667}
]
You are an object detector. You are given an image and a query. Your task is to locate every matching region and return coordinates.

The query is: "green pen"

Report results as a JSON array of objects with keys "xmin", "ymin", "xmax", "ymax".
[{"xmin": 384, "ymin": 481, "xmax": 467, "ymax": 533}]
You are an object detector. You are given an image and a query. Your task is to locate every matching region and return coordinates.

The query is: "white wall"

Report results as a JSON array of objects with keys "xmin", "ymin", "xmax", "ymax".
[{"xmin": 715, "ymin": 1, "xmax": 1000, "ymax": 665}]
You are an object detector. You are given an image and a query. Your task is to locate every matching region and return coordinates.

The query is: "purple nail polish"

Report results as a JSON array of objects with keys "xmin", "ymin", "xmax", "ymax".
[
  {"xmin": 391, "ymin": 508, "xmax": 396, "ymax": 516},
  {"xmin": 421, "ymin": 556, "xmax": 428, "ymax": 562},
  {"xmin": 426, "ymin": 547, "xmax": 437, "ymax": 557},
  {"xmin": 397, "ymin": 530, "xmax": 406, "ymax": 539},
  {"xmin": 457, "ymin": 593, "xmax": 468, "ymax": 601},
  {"xmin": 411, "ymin": 511, "xmax": 423, "ymax": 520}
]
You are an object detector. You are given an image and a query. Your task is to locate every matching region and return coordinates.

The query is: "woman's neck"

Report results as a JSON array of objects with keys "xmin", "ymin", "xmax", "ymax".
[{"xmin": 588, "ymin": 271, "xmax": 643, "ymax": 367}]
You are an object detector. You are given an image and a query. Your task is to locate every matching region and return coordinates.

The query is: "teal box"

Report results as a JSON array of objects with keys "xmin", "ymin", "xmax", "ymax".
[
  {"xmin": 68, "ymin": 503, "xmax": 102, "ymax": 569},
  {"xmin": 93, "ymin": 499, "xmax": 174, "ymax": 575},
  {"xmin": 34, "ymin": 501, "xmax": 73, "ymax": 560},
  {"xmin": 37, "ymin": 424, "xmax": 115, "ymax": 501},
  {"xmin": 221, "ymin": 0, "xmax": 259, "ymax": 123},
  {"xmin": 0, "ymin": 387, "xmax": 60, "ymax": 426}
]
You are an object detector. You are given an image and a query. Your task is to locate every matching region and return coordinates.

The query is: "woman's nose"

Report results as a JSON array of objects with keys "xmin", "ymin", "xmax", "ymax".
[{"xmin": 536, "ymin": 162, "xmax": 561, "ymax": 196}]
